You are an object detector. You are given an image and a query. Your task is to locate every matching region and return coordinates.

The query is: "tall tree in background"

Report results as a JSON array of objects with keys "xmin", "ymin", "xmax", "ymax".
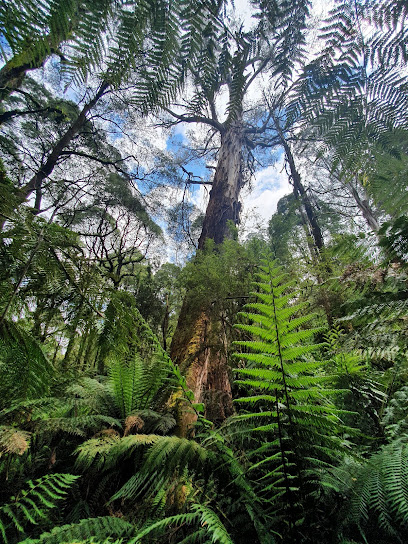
[{"xmin": 166, "ymin": 0, "xmax": 311, "ymax": 429}]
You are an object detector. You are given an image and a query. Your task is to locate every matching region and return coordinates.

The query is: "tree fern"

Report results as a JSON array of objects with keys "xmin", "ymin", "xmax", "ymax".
[
  {"xmin": 232, "ymin": 258, "xmax": 354, "ymax": 540},
  {"xmin": 108, "ymin": 352, "xmax": 169, "ymax": 419},
  {"xmin": 99, "ymin": 290, "xmax": 197, "ymax": 419},
  {"xmin": 0, "ymin": 473, "xmax": 79, "ymax": 543},
  {"xmin": 76, "ymin": 432, "xmax": 212, "ymax": 512}
]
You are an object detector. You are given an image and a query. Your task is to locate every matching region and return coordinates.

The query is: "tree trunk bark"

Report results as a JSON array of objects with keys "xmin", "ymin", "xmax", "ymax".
[
  {"xmin": 170, "ymin": 119, "xmax": 243, "ymax": 432},
  {"xmin": 198, "ymin": 119, "xmax": 243, "ymax": 248}
]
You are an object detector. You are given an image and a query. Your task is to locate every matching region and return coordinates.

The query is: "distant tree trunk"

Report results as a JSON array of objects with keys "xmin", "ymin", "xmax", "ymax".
[
  {"xmin": 170, "ymin": 119, "xmax": 243, "ymax": 433},
  {"xmin": 279, "ymin": 136, "xmax": 325, "ymax": 255},
  {"xmin": 348, "ymin": 179, "xmax": 380, "ymax": 232},
  {"xmin": 274, "ymin": 122, "xmax": 334, "ymax": 326},
  {"xmin": 62, "ymin": 301, "xmax": 84, "ymax": 370},
  {"xmin": 80, "ymin": 325, "xmax": 98, "ymax": 371},
  {"xmin": 161, "ymin": 294, "xmax": 170, "ymax": 351}
]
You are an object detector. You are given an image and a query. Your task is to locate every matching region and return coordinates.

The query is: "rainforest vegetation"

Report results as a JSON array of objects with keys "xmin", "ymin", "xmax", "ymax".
[{"xmin": 1, "ymin": 0, "xmax": 408, "ymax": 542}]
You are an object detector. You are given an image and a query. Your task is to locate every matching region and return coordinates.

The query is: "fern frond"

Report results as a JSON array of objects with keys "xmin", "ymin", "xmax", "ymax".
[
  {"xmin": 0, "ymin": 425, "xmax": 31, "ymax": 456},
  {"xmin": 191, "ymin": 503, "xmax": 234, "ymax": 544},
  {"xmin": 0, "ymin": 473, "xmax": 79, "ymax": 543},
  {"xmin": 0, "ymin": 320, "xmax": 53, "ymax": 408},
  {"xmin": 129, "ymin": 511, "xmax": 199, "ymax": 542},
  {"xmin": 348, "ymin": 439, "xmax": 408, "ymax": 541},
  {"xmin": 17, "ymin": 516, "xmax": 135, "ymax": 544},
  {"xmin": 232, "ymin": 257, "xmax": 355, "ymax": 539},
  {"xmin": 109, "ymin": 435, "xmax": 211, "ymax": 504}
]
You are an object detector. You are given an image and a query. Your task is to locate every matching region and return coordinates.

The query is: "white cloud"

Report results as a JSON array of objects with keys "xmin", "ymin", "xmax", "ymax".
[{"xmin": 240, "ymin": 159, "xmax": 291, "ymax": 234}]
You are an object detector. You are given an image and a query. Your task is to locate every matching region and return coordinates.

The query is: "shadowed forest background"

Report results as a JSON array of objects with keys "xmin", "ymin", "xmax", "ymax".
[{"xmin": 1, "ymin": 1, "xmax": 408, "ymax": 543}]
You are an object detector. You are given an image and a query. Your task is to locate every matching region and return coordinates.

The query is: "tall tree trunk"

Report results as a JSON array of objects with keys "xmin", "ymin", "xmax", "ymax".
[
  {"xmin": 198, "ymin": 119, "xmax": 243, "ymax": 248},
  {"xmin": 170, "ymin": 119, "xmax": 243, "ymax": 432},
  {"xmin": 274, "ymin": 121, "xmax": 334, "ymax": 326},
  {"xmin": 272, "ymin": 114, "xmax": 324, "ymax": 254}
]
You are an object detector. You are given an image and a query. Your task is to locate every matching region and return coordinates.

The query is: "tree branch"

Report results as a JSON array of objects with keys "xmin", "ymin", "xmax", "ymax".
[{"xmin": 163, "ymin": 107, "xmax": 224, "ymax": 133}]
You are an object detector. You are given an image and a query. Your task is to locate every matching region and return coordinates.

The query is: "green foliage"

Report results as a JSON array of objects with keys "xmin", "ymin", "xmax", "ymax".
[
  {"xmin": 338, "ymin": 261, "xmax": 408, "ymax": 372},
  {"xmin": 325, "ymin": 326, "xmax": 386, "ymax": 440},
  {"xmin": 382, "ymin": 386, "xmax": 408, "ymax": 440},
  {"xmin": 268, "ymin": 193, "xmax": 303, "ymax": 264},
  {"xmin": 232, "ymin": 258, "xmax": 354, "ymax": 541},
  {"xmin": 379, "ymin": 216, "xmax": 408, "ymax": 264},
  {"xmin": 292, "ymin": 0, "xmax": 408, "ymax": 221},
  {"xmin": 108, "ymin": 352, "xmax": 169, "ymax": 419},
  {"xmin": 0, "ymin": 321, "xmax": 53, "ymax": 409},
  {"xmin": 76, "ymin": 433, "xmax": 211, "ymax": 507},
  {"xmin": 345, "ymin": 439, "xmax": 408, "ymax": 543},
  {"xmin": 179, "ymin": 239, "xmax": 259, "ymax": 315},
  {"xmin": 0, "ymin": 0, "xmax": 227, "ymax": 109},
  {"xmin": 17, "ymin": 516, "xmax": 134, "ymax": 544},
  {"xmin": 130, "ymin": 503, "xmax": 234, "ymax": 544},
  {"xmin": 98, "ymin": 289, "xmax": 194, "ymax": 413},
  {"xmin": 0, "ymin": 1, "xmax": 114, "ymax": 82},
  {"xmin": 1, "ymin": 3, "xmax": 408, "ymax": 543},
  {"xmin": 0, "ymin": 473, "xmax": 79, "ymax": 543}
]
